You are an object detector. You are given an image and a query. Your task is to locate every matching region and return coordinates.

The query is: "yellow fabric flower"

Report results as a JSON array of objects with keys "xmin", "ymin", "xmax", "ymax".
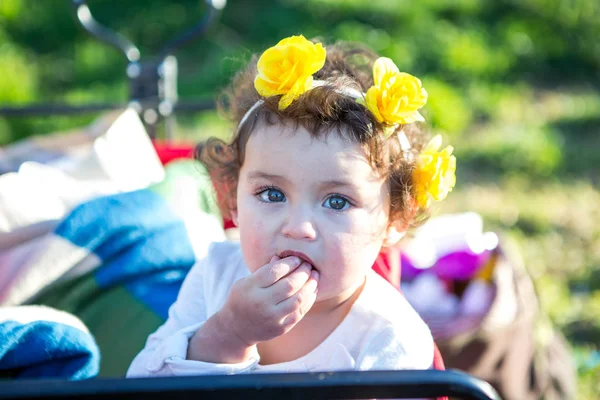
[
  {"xmin": 413, "ymin": 135, "xmax": 456, "ymax": 208},
  {"xmin": 254, "ymin": 35, "xmax": 326, "ymax": 110},
  {"xmin": 365, "ymin": 57, "xmax": 428, "ymax": 127}
]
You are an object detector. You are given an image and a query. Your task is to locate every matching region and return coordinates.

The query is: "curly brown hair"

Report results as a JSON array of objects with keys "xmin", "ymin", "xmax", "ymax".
[{"xmin": 195, "ymin": 41, "xmax": 431, "ymax": 230}]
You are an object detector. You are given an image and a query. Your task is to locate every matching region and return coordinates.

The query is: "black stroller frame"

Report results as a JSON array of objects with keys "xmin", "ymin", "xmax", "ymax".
[
  {"xmin": 0, "ymin": 370, "xmax": 499, "ymax": 400},
  {"xmin": 0, "ymin": 0, "xmax": 219, "ymax": 139},
  {"xmin": 0, "ymin": 2, "xmax": 501, "ymax": 399}
]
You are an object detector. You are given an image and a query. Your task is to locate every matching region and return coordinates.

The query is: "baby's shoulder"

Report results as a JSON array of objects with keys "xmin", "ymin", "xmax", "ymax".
[
  {"xmin": 359, "ymin": 272, "xmax": 428, "ymax": 324},
  {"xmin": 206, "ymin": 240, "xmax": 243, "ymax": 259},
  {"xmin": 201, "ymin": 241, "xmax": 248, "ymax": 284},
  {"xmin": 193, "ymin": 241, "xmax": 247, "ymax": 313}
]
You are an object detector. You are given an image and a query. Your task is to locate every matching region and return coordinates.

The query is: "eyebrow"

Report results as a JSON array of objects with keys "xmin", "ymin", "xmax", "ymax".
[
  {"xmin": 248, "ymin": 171, "xmax": 358, "ymax": 191},
  {"xmin": 247, "ymin": 171, "xmax": 289, "ymax": 183},
  {"xmin": 318, "ymin": 179, "xmax": 357, "ymax": 191}
]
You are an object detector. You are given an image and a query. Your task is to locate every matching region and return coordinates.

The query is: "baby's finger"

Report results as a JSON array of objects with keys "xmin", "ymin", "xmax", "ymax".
[
  {"xmin": 277, "ymin": 270, "xmax": 319, "ymax": 324},
  {"xmin": 270, "ymin": 262, "xmax": 312, "ymax": 302},
  {"xmin": 254, "ymin": 256, "xmax": 302, "ymax": 288}
]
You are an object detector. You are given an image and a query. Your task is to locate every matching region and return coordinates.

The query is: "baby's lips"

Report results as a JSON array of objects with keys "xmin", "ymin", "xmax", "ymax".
[{"xmin": 277, "ymin": 250, "xmax": 317, "ymax": 271}]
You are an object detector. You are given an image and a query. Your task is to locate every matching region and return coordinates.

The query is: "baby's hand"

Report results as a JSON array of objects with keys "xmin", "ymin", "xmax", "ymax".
[{"xmin": 220, "ymin": 255, "xmax": 319, "ymax": 346}]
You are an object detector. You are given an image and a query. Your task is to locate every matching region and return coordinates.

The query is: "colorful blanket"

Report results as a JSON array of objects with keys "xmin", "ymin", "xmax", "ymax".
[{"xmin": 0, "ymin": 160, "xmax": 225, "ymax": 377}]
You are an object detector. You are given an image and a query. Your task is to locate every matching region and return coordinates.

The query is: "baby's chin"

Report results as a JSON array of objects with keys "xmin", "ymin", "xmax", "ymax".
[{"xmin": 309, "ymin": 281, "xmax": 365, "ymax": 311}]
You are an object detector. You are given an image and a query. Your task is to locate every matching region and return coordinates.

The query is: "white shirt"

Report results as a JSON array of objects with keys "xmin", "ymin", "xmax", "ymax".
[{"xmin": 127, "ymin": 241, "xmax": 433, "ymax": 377}]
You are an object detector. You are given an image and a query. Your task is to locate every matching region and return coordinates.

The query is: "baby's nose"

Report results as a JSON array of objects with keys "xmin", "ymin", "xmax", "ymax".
[{"xmin": 281, "ymin": 209, "xmax": 317, "ymax": 240}]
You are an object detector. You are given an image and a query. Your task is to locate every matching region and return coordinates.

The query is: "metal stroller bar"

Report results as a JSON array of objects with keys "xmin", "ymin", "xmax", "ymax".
[
  {"xmin": 70, "ymin": 0, "xmax": 225, "ymax": 138},
  {"xmin": 72, "ymin": 0, "xmax": 225, "ymax": 63},
  {"xmin": 0, "ymin": 370, "xmax": 501, "ymax": 400},
  {"xmin": 72, "ymin": 0, "xmax": 141, "ymax": 63},
  {"xmin": 0, "ymin": 101, "xmax": 214, "ymax": 116},
  {"xmin": 0, "ymin": 1, "xmax": 225, "ymax": 139}
]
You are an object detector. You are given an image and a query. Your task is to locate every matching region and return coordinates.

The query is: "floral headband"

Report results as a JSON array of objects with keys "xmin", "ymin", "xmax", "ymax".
[{"xmin": 245, "ymin": 35, "xmax": 456, "ymax": 209}]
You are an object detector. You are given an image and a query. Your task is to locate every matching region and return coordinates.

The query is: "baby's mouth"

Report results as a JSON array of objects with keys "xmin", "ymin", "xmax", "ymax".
[{"xmin": 278, "ymin": 250, "xmax": 317, "ymax": 271}]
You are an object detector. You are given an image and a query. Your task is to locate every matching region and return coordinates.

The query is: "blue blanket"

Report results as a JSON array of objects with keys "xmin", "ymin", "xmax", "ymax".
[{"xmin": 0, "ymin": 312, "xmax": 99, "ymax": 380}]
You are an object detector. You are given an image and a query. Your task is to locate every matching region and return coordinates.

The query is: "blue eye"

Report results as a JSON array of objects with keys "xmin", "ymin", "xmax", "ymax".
[
  {"xmin": 258, "ymin": 188, "xmax": 286, "ymax": 203},
  {"xmin": 323, "ymin": 195, "xmax": 350, "ymax": 211}
]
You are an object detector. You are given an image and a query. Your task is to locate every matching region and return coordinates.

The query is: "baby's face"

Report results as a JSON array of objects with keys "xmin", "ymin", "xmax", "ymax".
[{"xmin": 234, "ymin": 122, "xmax": 391, "ymax": 303}]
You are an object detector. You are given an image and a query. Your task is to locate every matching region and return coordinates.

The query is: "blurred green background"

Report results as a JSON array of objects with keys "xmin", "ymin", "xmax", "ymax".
[{"xmin": 1, "ymin": 0, "xmax": 599, "ymax": 397}]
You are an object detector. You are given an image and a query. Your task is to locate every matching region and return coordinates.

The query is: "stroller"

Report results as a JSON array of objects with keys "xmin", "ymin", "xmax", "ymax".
[{"xmin": 0, "ymin": 1, "xmax": 574, "ymax": 399}]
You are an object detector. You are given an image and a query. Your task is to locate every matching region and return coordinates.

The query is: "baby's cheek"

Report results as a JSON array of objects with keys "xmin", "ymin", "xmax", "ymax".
[
  {"xmin": 344, "ymin": 225, "xmax": 386, "ymax": 256},
  {"xmin": 240, "ymin": 221, "xmax": 268, "ymax": 273},
  {"xmin": 337, "ymin": 229, "xmax": 385, "ymax": 271},
  {"xmin": 326, "ymin": 233, "xmax": 375, "ymax": 274}
]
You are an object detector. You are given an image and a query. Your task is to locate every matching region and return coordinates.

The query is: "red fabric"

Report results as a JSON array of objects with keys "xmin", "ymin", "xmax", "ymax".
[
  {"xmin": 372, "ymin": 246, "xmax": 401, "ymax": 289},
  {"xmin": 223, "ymin": 219, "xmax": 236, "ymax": 230},
  {"xmin": 433, "ymin": 343, "xmax": 446, "ymax": 370},
  {"xmin": 433, "ymin": 343, "xmax": 448, "ymax": 400},
  {"xmin": 152, "ymin": 140, "xmax": 195, "ymax": 165}
]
